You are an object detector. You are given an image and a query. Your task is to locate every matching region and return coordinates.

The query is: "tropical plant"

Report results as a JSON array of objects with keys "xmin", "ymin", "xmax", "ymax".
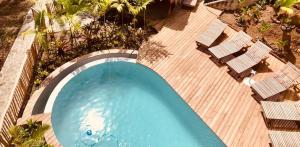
[
  {"xmin": 138, "ymin": 0, "xmax": 153, "ymax": 29},
  {"xmin": 31, "ymin": 0, "xmax": 155, "ymax": 88},
  {"xmin": 126, "ymin": 0, "xmax": 153, "ymax": 29},
  {"xmin": 9, "ymin": 119, "xmax": 52, "ymax": 147},
  {"xmin": 275, "ymin": 39, "xmax": 289, "ymax": 51},
  {"xmin": 32, "ymin": 9, "xmax": 48, "ymax": 51},
  {"xmin": 251, "ymin": 6, "xmax": 262, "ymax": 23},
  {"xmin": 274, "ymin": 0, "xmax": 300, "ymax": 26},
  {"xmin": 258, "ymin": 21, "xmax": 272, "ymax": 42},
  {"xmin": 272, "ymin": 39, "xmax": 290, "ymax": 57},
  {"xmin": 272, "ymin": 0, "xmax": 300, "ymax": 51},
  {"xmin": 91, "ymin": 0, "xmax": 112, "ymax": 22},
  {"xmin": 257, "ymin": 0, "xmax": 270, "ymax": 8},
  {"xmin": 236, "ymin": 6, "xmax": 251, "ymax": 28},
  {"xmin": 91, "ymin": 0, "xmax": 112, "ymax": 41},
  {"xmin": 276, "ymin": 0, "xmax": 300, "ymax": 15},
  {"xmin": 111, "ymin": 0, "xmax": 127, "ymax": 25},
  {"xmin": 55, "ymin": 0, "xmax": 89, "ymax": 48},
  {"xmin": 126, "ymin": 1, "xmax": 141, "ymax": 28}
]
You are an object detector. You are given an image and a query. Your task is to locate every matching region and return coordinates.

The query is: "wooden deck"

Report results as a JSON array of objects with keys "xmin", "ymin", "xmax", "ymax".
[{"xmin": 139, "ymin": 3, "xmax": 286, "ymax": 147}]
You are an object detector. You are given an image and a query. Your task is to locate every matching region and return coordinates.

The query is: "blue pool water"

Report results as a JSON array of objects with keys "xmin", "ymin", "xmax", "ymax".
[{"xmin": 51, "ymin": 61, "xmax": 226, "ymax": 147}]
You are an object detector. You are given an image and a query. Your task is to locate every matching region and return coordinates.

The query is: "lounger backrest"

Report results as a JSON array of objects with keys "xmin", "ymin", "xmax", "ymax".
[
  {"xmin": 272, "ymin": 63, "xmax": 300, "ymax": 89},
  {"xmin": 245, "ymin": 41, "xmax": 271, "ymax": 62},
  {"xmin": 196, "ymin": 19, "xmax": 227, "ymax": 47},
  {"xmin": 274, "ymin": 73, "xmax": 295, "ymax": 88},
  {"xmin": 280, "ymin": 62, "xmax": 300, "ymax": 81},
  {"xmin": 228, "ymin": 31, "xmax": 252, "ymax": 49},
  {"xmin": 204, "ymin": 20, "xmax": 226, "ymax": 36}
]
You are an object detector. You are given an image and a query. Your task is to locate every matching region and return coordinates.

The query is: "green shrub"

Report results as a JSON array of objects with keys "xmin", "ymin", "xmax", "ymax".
[{"xmin": 9, "ymin": 119, "xmax": 53, "ymax": 147}]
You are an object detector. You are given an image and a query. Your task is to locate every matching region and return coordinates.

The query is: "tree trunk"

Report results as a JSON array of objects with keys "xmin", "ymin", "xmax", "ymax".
[
  {"xmin": 133, "ymin": 16, "xmax": 136, "ymax": 29},
  {"xmin": 104, "ymin": 14, "xmax": 107, "ymax": 42},
  {"xmin": 68, "ymin": 18, "xmax": 74, "ymax": 49},
  {"xmin": 144, "ymin": 9, "xmax": 146, "ymax": 29},
  {"xmin": 282, "ymin": 30, "xmax": 291, "ymax": 52},
  {"xmin": 122, "ymin": 11, "xmax": 124, "ymax": 26}
]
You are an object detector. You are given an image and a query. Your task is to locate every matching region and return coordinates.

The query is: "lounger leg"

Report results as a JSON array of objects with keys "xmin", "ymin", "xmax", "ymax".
[
  {"xmin": 251, "ymin": 88, "xmax": 263, "ymax": 103},
  {"xmin": 228, "ymin": 69, "xmax": 240, "ymax": 80},
  {"xmin": 220, "ymin": 55, "xmax": 235, "ymax": 64},
  {"xmin": 296, "ymin": 121, "xmax": 300, "ymax": 128},
  {"xmin": 240, "ymin": 68, "xmax": 252, "ymax": 79},
  {"xmin": 209, "ymin": 56, "xmax": 223, "ymax": 66},
  {"xmin": 229, "ymin": 68, "xmax": 252, "ymax": 81},
  {"xmin": 261, "ymin": 111, "xmax": 271, "ymax": 128}
]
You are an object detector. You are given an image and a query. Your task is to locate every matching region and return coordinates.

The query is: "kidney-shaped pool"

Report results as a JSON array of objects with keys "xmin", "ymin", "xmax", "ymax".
[{"xmin": 50, "ymin": 60, "xmax": 226, "ymax": 147}]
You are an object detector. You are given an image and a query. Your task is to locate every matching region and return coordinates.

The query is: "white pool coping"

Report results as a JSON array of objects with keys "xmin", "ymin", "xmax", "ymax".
[{"xmin": 44, "ymin": 57, "xmax": 136, "ymax": 113}]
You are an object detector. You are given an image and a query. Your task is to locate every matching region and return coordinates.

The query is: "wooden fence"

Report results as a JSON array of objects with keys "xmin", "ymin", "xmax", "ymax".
[{"xmin": 0, "ymin": 8, "xmax": 38, "ymax": 146}]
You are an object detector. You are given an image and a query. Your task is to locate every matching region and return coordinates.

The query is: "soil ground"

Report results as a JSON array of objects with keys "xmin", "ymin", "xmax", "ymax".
[
  {"xmin": 220, "ymin": 6, "xmax": 300, "ymax": 65},
  {"xmin": 0, "ymin": 0, "xmax": 35, "ymax": 70}
]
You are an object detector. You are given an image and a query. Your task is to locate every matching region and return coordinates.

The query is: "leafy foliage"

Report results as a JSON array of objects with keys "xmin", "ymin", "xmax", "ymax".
[
  {"xmin": 274, "ymin": 39, "xmax": 289, "ymax": 48},
  {"xmin": 33, "ymin": 0, "xmax": 155, "ymax": 88},
  {"xmin": 9, "ymin": 119, "xmax": 52, "ymax": 147},
  {"xmin": 276, "ymin": 0, "xmax": 300, "ymax": 15},
  {"xmin": 259, "ymin": 21, "xmax": 272, "ymax": 33},
  {"xmin": 236, "ymin": 5, "xmax": 262, "ymax": 27}
]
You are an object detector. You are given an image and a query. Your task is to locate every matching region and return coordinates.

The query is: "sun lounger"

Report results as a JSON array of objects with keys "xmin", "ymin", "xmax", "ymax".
[
  {"xmin": 208, "ymin": 31, "xmax": 252, "ymax": 63},
  {"xmin": 196, "ymin": 19, "xmax": 227, "ymax": 48},
  {"xmin": 226, "ymin": 41, "xmax": 271, "ymax": 80},
  {"xmin": 261, "ymin": 101, "xmax": 300, "ymax": 129},
  {"xmin": 251, "ymin": 62, "xmax": 300, "ymax": 101},
  {"xmin": 269, "ymin": 130, "xmax": 300, "ymax": 147}
]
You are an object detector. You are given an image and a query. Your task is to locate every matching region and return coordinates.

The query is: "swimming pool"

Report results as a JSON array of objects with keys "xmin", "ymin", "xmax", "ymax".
[{"xmin": 51, "ymin": 60, "xmax": 226, "ymax": 147}]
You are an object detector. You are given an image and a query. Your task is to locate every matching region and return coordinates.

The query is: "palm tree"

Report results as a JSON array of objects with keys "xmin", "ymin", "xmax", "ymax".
[
  {"xmin": 91, "ymin": 0, "xmax": 112, "ymax": 40},
  {"xmin": 126, "ymin": 2, "xmax": 142, "ymax": 28},
  {"xmin": 30, "ymin": 9, "xmax": 49, "ymax": 57},
  {"xmin": 91, "ymin": 0, "xmax": 112, "ymax": 23},
  {"xmin": 139, "ymin": 0, "xmax": 153, "ymax": 29},
  {"xmin": 111, "ymin": 0, "xmax": 127, "ymax": 25},
  {"xmin": 126, "ymin": 0, "xmax": 153, "ymax": 29},
  {"xmin": 56, "ymin": 0, "xmax": 89, "ymax": 48},
  {"xmin": 9, "ymin": 119, "xmax": 52, "ymax": 147}
]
